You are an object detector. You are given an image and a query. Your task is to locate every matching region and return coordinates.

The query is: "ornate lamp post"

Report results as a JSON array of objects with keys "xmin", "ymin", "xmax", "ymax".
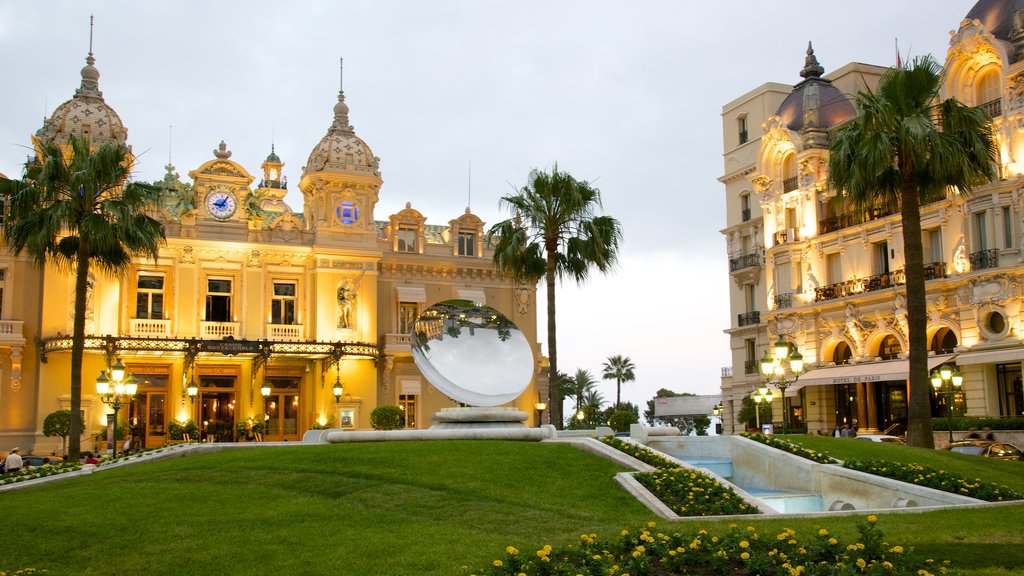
[
  {"xmin": 332, "ymin": 359, "xmax": 344, "ymax": 402},
  {"xmin": 534, "ymin": 402, "xmax": 547, "ymax": 427},
  {"xmin": 752, "ymin": 386, "xmax": 772, "ymax": 431},
  {"xmin": 931, "ymin": 364, "xmax": 963, "ymax": 445},
  {"xmin": 96, "ymin": 358, "xmax": 137, "ymax": 459},
  {"xmin": 260, "ymin": 382, "xmax": 272, "ymax": 442},
  {"xmin": 759, "ymin": 336, "xmax": 804, "ymax": 435}
]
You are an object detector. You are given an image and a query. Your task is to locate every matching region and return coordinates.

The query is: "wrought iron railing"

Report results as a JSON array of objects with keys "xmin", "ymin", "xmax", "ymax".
[
  {"xmin": 813, "ymin": 268, "xmax": 908, "ymax": 302},
  {"xmin": 737, "ymin": 311, "xmax": 760, "ymax": 326},
  {"xmin": 782, "ymin": 176, "xmax": 799, "ymax": 193},
  {"xmin": 741, "ymin": 207, "xmax": 751, "ymax": 222},
  {"xmin": 739, "ymin": 130, "xmax": 749, "ymax": 145},
  {"xmin": 774, "ymin": 292, "xmax": 792, "ymax": 310},
  {"xmin": 774, "ymin": 228, "xmax": 799, "ymax": 245},
  {"xmin": 743, "ymin": 360, "xmax": 759, "ymax": 375},
  {"xmin": 969, "ymin": 249, "xmax": 998, "ymax": 271},
  {"xmin": 818, "ymin": 202, "xmax": 899, "ymax": 234},
  {"xmin": 729, "ymin": 252, "xmax": 761, "ymax": 271},
  {"xmin": 923, "ymin": 261, "xmax": 947, "ymax": 280}
]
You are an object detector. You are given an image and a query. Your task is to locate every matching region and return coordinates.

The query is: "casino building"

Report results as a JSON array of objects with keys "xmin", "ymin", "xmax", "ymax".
[
  {"xmin": 720, "ymin": 2, "xmax": 1024, "ymax": 436},
  {"xmin": 0, "ymin": 43, "xmax": 544, "ymax": 453}
]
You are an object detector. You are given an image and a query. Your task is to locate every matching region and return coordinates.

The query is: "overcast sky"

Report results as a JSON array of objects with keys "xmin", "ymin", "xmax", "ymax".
[{"xmin": 0, "ymin": 1, "xmax": 974, "ymax": 412}]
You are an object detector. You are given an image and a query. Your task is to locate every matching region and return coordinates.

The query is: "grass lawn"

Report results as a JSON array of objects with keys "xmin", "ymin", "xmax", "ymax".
[{"xmin": 2, "ymin": 437, "xmax": 1024, "ymax": 575}]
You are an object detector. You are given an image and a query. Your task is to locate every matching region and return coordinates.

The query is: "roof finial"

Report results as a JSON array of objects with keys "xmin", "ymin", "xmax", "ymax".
[
  {"xmin": 467, "ymin": 160, "xmax": 472, "ymax": 212},
  {"xmin": 76, "ymin": 15, "xmax": 101, "ymax": 98},
  {"xmin": 89, "ymin": 14, "xmax": 94, "ymax": 58},
  {"xmin": 168, "ymin": 124, "xmax": 173, "ymax": 166},
  {"xmin": 801, "ymin": 41, "xmax": 825, "ymax": 79},
  {"xmin": 340, "ymin": 57, "xmax": 344, "ymax": 94},
  {"xmin": 332, "ymin": 57, "xmax": 352, "ymax": 132}
]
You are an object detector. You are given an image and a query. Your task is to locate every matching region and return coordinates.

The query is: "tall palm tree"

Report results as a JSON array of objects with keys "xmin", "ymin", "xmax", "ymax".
[
  {"xmin": 563, "ymin": 368, "xmax": 597, "ymax": 414},
  {"xmin": 829, "ymin": 56, "xmax": 996, "ymax": 448},
  {"xmin": 0, "ymin": 135, "xmax": 165, "ymax": 461},
  {"xmin": 490, "ymin": 166, "xmax": 622, "ymax": 429},
  {"xmin": 602, "ymin": 354, "xmax": 636, "ymax": 410}
]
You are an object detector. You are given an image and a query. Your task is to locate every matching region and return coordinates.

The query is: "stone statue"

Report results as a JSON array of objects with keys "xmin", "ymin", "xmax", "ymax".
[{"xmin": 337, "ymin": 278, "xmax": 359, "ymax": 329}]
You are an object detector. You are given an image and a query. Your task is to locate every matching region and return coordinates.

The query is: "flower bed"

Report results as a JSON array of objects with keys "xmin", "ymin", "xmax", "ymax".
[
  {"xmin": 741, "ymin": 432, "xmax": 840, "ymax": 464},
  {"xmin": 0, "ymin": 463, "xmax": 82, "ymax": 485},
  {"xmin": 599, "ymin": 435, "xmax": 756, "ymax": 516},
  {"xmin": 464, "ymin": 517, "xmax": 950, "ymax": 576},
  {"xmin": 842, "ymin": 459, "xmax": 1023, "ymax": 502}
]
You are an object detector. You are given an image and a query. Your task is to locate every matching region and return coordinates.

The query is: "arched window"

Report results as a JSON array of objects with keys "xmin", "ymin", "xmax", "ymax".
[
  {"xmin": 782, "ymin": 154, "xmax": 798, "ymax": 192},
  {"xmin": 832, "ymin": 341, "xmax": 852, "ymax": 365},
  {"xmin": 976, "ymin": 69, "xmax": 1002, "ymax": 117},
  {"xmin": 930, "ymin": 328, "xmax": 958, "ymax": 355},
  {"xmin": 878, "ymin": 335, "xmax": 901, "ymax": 361}
]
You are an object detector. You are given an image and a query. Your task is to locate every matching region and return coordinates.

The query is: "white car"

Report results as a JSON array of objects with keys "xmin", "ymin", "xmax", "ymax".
[{"xmin": 854, "ymin": 434, "xmax": 905, "ymax": 444}]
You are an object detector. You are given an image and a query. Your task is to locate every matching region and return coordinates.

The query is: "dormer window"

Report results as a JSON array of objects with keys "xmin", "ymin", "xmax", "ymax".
[
  {"xmin": 397, "ymin": 226, "xmax": 417, "ymax": 252},
  {"xmin": 457, "ymin": 230, "xmax": 476, "ymax": 256}
]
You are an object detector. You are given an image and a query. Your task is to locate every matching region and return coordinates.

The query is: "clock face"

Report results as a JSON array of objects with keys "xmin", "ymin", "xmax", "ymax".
[{"xmin": 205, "ymin": 190, "xmax": 237, "ymax": 220}]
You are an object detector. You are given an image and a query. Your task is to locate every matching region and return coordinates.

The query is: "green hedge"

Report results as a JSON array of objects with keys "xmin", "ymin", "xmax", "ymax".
[{"xmin": 930, "ymin": 416, "xmax": 1024, "ymax": 431}]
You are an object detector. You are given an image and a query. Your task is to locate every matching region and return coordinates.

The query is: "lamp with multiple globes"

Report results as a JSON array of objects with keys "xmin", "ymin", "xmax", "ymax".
[
  {"xmin": 96, "ymin": 358, "xmax": 138, "ymax": 459},
  {"xmin": 751, "ymin": 386, "xmax": 773, "ymax": 430},
  {"xmin": 759, "ymin": 335, "xmax": 804, "ymax": 435},
  {"xmin": 931, "ymin": 363, "xmax": 963, "ymax": 444}
]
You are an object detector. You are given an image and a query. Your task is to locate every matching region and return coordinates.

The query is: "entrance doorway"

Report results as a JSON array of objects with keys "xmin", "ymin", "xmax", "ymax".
[
  {"xmin": 200, "ymin": 377, "xmax": 236, "ymax": 442},
  {"xmin": 876, "ymin": 382, "xmax": 908, "ymax": 434},
  {"xmin": 263, "ymin": 377, "xmax": 300, "ymax": 440},
  {"xmin": 131, "ymin": 391, "xmax": 167, "ymax": 448}
]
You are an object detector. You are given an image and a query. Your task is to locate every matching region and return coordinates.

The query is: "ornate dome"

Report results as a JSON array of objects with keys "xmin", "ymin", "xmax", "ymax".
[
  {"xmin": 965, "ymin": 0, "xmax": 1024, "ymax": 42},
  {"xmin": 303, "ymin": 91, "xmax": 380, "ymax": 179},
  {"xmin": 37, "ymin": 51, "xmax": 127, "ymax": 148},
  {"xmin": 775, "ymin": 43, "xmax": 855, "ymax": 134}
]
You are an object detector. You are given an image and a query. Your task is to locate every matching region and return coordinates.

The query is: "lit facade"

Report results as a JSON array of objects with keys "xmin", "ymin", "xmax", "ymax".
[
  {"xmin": 720, "ymin": 6, "xmax": 1024, "ymax": 436},
  {"xmin": 0, "ymin": 47, "xmax": 543, "ymax": 453}
]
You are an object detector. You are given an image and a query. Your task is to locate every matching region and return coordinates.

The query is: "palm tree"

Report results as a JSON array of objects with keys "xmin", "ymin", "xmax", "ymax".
[
  {"xmin": 602, "ymin": 354, "xmax": 636, "ymax": 410},
  {"xmin": 562, "ymin": 369, "xmax": 597, "ymax": 414},
  {"xmin": 0, "ymin": 135, "xmax": 165, "ymax": 461},
  {"xmin": 829, "ymin": 56, "xmax": 996, "ymax": 448},
  {"xmin": 489, "ymin": 166, "xmax": 622, "ymax": 428}
]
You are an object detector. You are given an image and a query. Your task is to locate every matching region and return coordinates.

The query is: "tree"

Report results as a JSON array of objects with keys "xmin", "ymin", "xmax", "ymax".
[
  {"xmin": 0, "ymin": 135, "xmax": 165, "ymax": 462},
  {"xmin": 560, "ymin": 369, "xmax": 597, "ymax": 414},
  {"xmin": 602, "ymin": 354, "xmax": 636, "ymax": 410},
  {"xmin": 42, "ymin": 409, "xmax": 85, "ymax": 457},
  {"xmin": 489, "ymin": 166, "xmax": 622, "ymax": 428},
  {"xmin": 829, "ymin": 56, "xmax": 996, "ymax": 448}
]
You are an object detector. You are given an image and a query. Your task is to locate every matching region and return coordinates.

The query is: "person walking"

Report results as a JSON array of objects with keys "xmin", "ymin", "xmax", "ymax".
[{"xmin": 3, "ymin": 447, "xmax": 23, "ymax": 473}]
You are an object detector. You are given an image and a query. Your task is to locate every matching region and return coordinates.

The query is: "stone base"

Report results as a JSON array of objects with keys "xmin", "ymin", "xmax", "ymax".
[{"xmin": 430, "ymin": 407, "xmax": 529, "ymax": 429}]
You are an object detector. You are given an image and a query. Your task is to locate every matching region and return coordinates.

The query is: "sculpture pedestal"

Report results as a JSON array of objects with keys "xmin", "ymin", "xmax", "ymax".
[{"xmin": 430, "ymin": 407, "xmax": 529, "ymax": 429}]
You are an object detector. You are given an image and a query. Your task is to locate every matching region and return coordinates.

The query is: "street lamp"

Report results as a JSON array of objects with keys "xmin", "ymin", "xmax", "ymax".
[
  {"xmin": 332, "ymin": 359, "xmax": 344, "ymax": 402},
  {"xmin": 931, "ymin": 364, "xmax": 963, "ymax": 445},
  {"xmin": 260, "ymin": 382, "xmax": 272, "ymax": 442},
  {"xmin": 96, "ymin": 359, "xmax": 138, "ymax": 459},
  {"xmin": 752, "ymin": 386, "xmax": 772, "ymax": 431},
  {"xmin": 534, "ymin": 401, "xmax": 547, "ymax": 427},
  {"xmin": 759, "ymin": 336, "xmax": 804, "ymax": 435}
]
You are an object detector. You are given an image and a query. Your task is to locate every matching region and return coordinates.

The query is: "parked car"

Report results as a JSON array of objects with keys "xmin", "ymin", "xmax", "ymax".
[
  {"xmin": 21, "ymin": 455, "xmax": 63, "ymax": 468},
  {"xmin": 946, "ymin": 439, "xmax": 1023, "ymax": 460},
  {"xmin": 855, "ymin": 434, "xmax": 905, "ymax": 444}
]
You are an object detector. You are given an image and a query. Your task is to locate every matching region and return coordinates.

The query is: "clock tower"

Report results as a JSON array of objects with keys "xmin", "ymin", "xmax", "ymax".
[{"xmin": 188, "ymin": 141, "xmax": 255, "ymax": 229}]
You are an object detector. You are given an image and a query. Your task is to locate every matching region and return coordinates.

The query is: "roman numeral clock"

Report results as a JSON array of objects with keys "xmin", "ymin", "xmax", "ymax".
[{"xmin": 204, "ymin": 186, "xmax": 239, "ymax": 220}]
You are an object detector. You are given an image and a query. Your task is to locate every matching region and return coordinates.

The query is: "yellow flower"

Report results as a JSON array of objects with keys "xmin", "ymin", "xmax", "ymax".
[
  {"xmin": 856, "ymin": 558, "xmax": 867, "ymax": 569},
  {"xmin": 647, "ymin": 521, "xmax": 656, "ymax": 528},
  {"xmin": 739, "ymin": 540, "xmax": 750, "ymax": 549},
  {"xmin": 867, "ymin": 515, "xmax": 878, "ymax": 523},
  {"xmin": 741, "ymin": 552, "xmax": 750, "ymax": 560},
  {"xmin": 883, "ymin": 562, "xmax": 893, "ymax": 569},
  {"xmin": 493, "ymin": 560, "xmax": 503, "ymax": 568},
  {"xmin": 829, "ymin": 538, "xmax": 838, "ymax": 545},
  {"xmin": 506, "ymin": 546, "xmax": 518, "ymax": 555},
  {"xmin": 631, "ymin": 551, "xmax": 641, "ymax": 559},
  {"xmin": 890, "ymin": 546, "xmax": 904, "ymax": 554},
  {"xmin": 621, "ymin": 529, "xmax": 629, "ymax": 537},
  {"xmin": 819, "ymin": 529, "xmax": 828, "ymax": 536}
]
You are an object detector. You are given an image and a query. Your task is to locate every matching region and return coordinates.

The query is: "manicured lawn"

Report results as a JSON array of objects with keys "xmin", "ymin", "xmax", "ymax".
[{"xmin": 3, "ymin": 437, "xmax": 1024, "ymax": 575}]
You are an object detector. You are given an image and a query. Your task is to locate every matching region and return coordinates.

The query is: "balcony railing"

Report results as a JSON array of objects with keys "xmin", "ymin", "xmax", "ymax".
[
  {"xmin": 774, "ymin": 292, "xmax": 792, "ymax": 310},
  {"xmin": 737, "ymin": 311, "xmax": 760, "ymax": 326},
  {"xmin": 266, "ymin": 323, "xmax": 304, "ymax": 341},
  {"xmin": 738, "ymin": 130, "xmax": 748, "ymax": 145},
  {"xmin": 773, "ymin": 228, "xmax": 799, "ymax": 245},
  {"xmin": 721, "ymin": 366, "xmax": 733, "ymax": 378},
  {"xmin": 818, "ymin": 202, "xmax": 898, "ymax": 235},
  {"xmin": 969, "ymin": 249, "xmax": 998, "ymax": 271},
  {"xmin": 923, "ymin": 261, "xmax": 947, "ymax": 280},
  {"xmin": 383, "ymin": 333, "xmax": 413, "ymax": 353},
  {"xmin": 782, "ymin": 176, "xmax": 799, "ymax": 193},
  {"xmin": 741, "ymin": 207, "xmax": 751, "ymax": 222},
  {"xmin": 743, "ymin": 359, "xmax": 758, "ymax": 375},
  {"xmin": 0, "ymin": 320, "xmax": 24, "ymax": 342},
  {"xmin": 978, "ymin": 99, "xmax": 1002, "ymax": 118},
  {"xmin": 129, "ymin": 319, "xmax": 172, "ymax": 337},
  {"xmin": 729, "ymin": 252, "xmax": 761, "ymax": 272},
  {"xmin": 200, "ymin": 321, "xmax": 240, "ymax": 339}
]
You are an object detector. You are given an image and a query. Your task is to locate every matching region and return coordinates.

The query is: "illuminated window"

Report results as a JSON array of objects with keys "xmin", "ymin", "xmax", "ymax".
[
  {"xmin": 832, "ymin": 341, "xmax": 852, "ymax": 365},
  {"xmin": 271, "ymin": 282, "xmax": 296, "ymax": 325},
  {"xmin": 976, "ymin": 69, "xmax": 1001, "ymax": 108},
  {"xmin": 206, "ymin": 278, "xmax": 232, "ymax": 322},
  {"xmin": 1003, "ymin": 206, "xmax": 1014, "ymax": 249},
  {"xmin": 872, "ymin": 241, "xmax": 889, "ymax": 275},
  {"xmin": 826, "ymin": 252, "xmax": 842, "ymax": 285},
  {"xmin": 973, "ymin": 211, "xmax": 989, "ymax": 251},
  {"xmin": 923, "ymin": 228, "xmax": 943, "ymax": 263},
  {"xmin": 878, "ymin": 335, "xmax": 900, "ymax": 361},
  {"xmin": 398, "ymin": 302, "xmax": 418, "ymax": 335},
  {"xmin": 136, "ymin": 274, "xmax": 165, "ymax": 319},
  {"xmin": 399, "ymin": 394, "xmax": 417, "ymax": 428},
  {"xmin": 930, "ymin": 327, "xmax": 958, "ymax": 355},
  {"xmin": 0, "ymin": 268, "xmax": 6, "ymax": 317},
  {"xmin": 457, "ymin": 230, "xmax": 476, "ymax": 256},
  {"xmin": 337, "ymin": 201, "xmax": 360, "ymax": 224},
  {"xmin": 396, "ymin": 226, "xmax": 417, "ymax": 252}
]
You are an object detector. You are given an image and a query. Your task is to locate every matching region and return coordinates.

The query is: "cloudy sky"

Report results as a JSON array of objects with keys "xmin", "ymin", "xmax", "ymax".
[{"xmin": 0, "ymin": 1, "xmax": 973, "ymax": 411}]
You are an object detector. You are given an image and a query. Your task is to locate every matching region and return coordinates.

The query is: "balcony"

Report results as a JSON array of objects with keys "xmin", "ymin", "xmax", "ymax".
[
  {"xmin": 774, "ymin": 292, "xmax": 792, "ymax": 310},
  {"xmin": 978, "ymin": 99, "xmax": 1002, "ymax": 118},
  {"xmin": 729, "ymin": 252, "xmax": 761, "ymax": 272},
  {"xmin": 0, "ymin": 320, "xmax": 24, "ymax": 343},
  {"xmin": 741, "ymin": 207, "xmax": 751, "ymax": 222},
  {"xmin": 721, "ymin": 366, "xmax": 733, "ymax": 378},
  {"xmin": 129, "ymin": 319, "xmax": 172, "ymax": 337},
  {"xmin": 383, "ymin": 333, "xmax": 413, "ymax": 354},
  {"xmin": 743, "ymin": 359, "xmax": 758, "ymax": 375},
  {"xmin": 200, "ymin": 321, "xmax": 240, "ymax": 339},
  {"xmin": 923, "ymin": 261, "xmax": 947, "ymax": 280},
  {"xmin": 773, "ymin": 228, "xmax": 800, "ymax": 246},
  {"xmin": 782, "ymin": 176, "xmax": 799, "ymax": 193},
  {"xmin": 738, "ymin": 130, "xmax": 748, "ymax": 145},
  {"xmin": 813, "ymin": 269, "xmax": 907, "ymax": 302},
  {"xmin": 266, "ymin": 323, "xmax": 304, "ymax": 341},
  {"xmin": 818, "ymin": 202, "xmax": 898, "ymax": 235},
  {"xmin": 737, "ymin": 311, "xmax": 760, "ymax": 327},
  {"xmin": 969, "ymin": 249, "xmax": 998, "ymax": 271}
]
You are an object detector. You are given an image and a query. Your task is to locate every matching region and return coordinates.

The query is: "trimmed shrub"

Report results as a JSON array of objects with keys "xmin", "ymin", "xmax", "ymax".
[
  {"xmin": 370, "ymin": 405, "xmax": 406, "ymax": 430},
  {"xmin": 607, "ymin": 410, "xmax": 638, "ymax": 433}
]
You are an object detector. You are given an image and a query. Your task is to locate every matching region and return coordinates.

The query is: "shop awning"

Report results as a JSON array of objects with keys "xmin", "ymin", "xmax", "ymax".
[
  {"xmin": 456, "ymin": 288, "xmax": 486, "ymax": 304},
  {"xmin": 396, "ymin": 285, "xmax": 427, "ymax": 303},
  {"xmin": 787, "ymin": 354, "xmax": 954, "ymax": 396},
  {"xmin": 954, "ymin": 347, "xmax": 1022, "ymax": 365}
]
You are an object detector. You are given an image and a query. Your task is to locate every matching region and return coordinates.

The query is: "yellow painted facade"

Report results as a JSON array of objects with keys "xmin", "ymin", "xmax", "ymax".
[
  {"xmin": 721, "ymin": 8, "xmax": 1024, "ymax": 436},
  {"xmin": 0, "ymin": 48, "xmax": 543, "ymax": 454}
]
